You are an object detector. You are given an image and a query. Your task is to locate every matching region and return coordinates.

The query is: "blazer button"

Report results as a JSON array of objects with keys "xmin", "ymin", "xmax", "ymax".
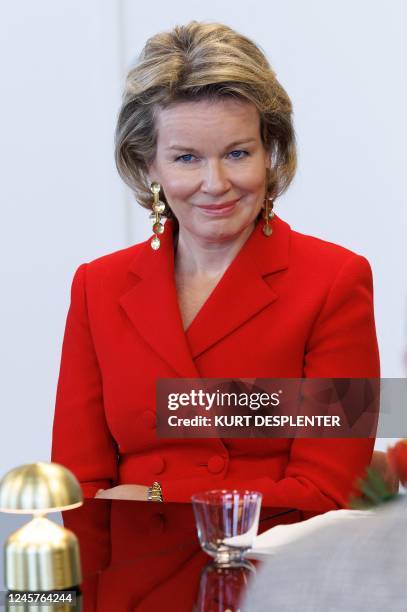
[
  {"xmin": 207, "ymin": 455, "xmax": 225, "ymax": 474},
  {"xmin": 151, "ymin": 455, "xmax": 166, "ymax": 475},
  {"xmin": 142, "ymin": 410, "xmax": 156, "ymax": 429}
]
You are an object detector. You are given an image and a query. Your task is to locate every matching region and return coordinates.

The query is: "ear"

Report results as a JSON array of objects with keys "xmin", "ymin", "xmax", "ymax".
[{"xmin": 146, "ymin": 156, "xmax": 158, "ymax": 181}]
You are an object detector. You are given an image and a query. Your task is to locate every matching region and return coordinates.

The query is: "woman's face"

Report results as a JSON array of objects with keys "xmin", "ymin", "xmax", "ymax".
[{"xmin": 148, "ymin": 98, "xmax": 270, "ymax": 243}]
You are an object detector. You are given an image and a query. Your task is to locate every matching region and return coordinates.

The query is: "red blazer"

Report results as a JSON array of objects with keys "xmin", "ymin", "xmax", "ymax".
[{"xmin": 51, "ymin": 215, "xmax": 380, "ymax": 512}]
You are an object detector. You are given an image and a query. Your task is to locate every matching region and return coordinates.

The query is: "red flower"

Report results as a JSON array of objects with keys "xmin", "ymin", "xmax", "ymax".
[{"xmin": 387, "ymin": 439, "xmax": 407, "ymax": 486}]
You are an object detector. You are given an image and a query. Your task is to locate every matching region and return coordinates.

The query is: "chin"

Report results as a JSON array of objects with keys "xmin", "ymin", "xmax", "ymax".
[{"xmin": 197, "ymin": 218, "xmax": 253, "ymax": 242}]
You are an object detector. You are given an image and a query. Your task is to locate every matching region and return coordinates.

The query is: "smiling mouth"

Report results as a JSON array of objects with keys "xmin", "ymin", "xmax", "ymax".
[{"xmin": 196, "ymin": 199, "xmax": 239, "ymax": 214}]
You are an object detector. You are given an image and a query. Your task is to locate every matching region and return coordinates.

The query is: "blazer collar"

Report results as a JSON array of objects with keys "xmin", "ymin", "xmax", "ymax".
[{"xmin": 119, "ymin": 215, "xmax": 291, "ymax": 375}]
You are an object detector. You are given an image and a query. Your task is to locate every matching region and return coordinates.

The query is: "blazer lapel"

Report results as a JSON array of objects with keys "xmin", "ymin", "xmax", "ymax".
[
  {"xmin": 186, "ymin": 215, "xmax": 291, "ymax": 359},
  {"xmin": 119, "ymin": 215, "xmax": 291, "ymax": 371},
  {"xmin": 119, "ymin": 220, "xmax": 200, "ymax": 378}
]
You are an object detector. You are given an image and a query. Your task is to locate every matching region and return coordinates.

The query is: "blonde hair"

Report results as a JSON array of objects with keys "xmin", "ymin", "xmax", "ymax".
[{"xmin": 115, "ymin": 21, "xmax": 296, "ymax": 209}]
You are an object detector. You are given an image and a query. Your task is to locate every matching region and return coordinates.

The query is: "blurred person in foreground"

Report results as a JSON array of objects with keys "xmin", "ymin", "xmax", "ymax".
[{"xmin": 244, "ymin": 490, "xmax": 406, "ymax": 611}]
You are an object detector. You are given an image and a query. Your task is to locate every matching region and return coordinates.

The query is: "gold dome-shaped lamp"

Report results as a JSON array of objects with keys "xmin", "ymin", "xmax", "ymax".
[{"xmin": 0, "ymin": 462, "xmax": 83, "ymax": 594}]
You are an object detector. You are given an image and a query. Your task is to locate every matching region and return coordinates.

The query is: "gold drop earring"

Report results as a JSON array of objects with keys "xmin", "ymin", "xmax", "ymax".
[
  {"xmin": 262, "ymin": 194, "xmax": 275, "ymax": 237},
  {"xmin": 149, "ymin": 182, "xmax": 166, "ymax": 250}
]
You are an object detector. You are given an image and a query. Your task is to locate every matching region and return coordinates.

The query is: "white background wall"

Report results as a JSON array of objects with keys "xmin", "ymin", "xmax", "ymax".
[{"xmin": 1, "ymin": 0, "xmax": 406, "ymax": 474}]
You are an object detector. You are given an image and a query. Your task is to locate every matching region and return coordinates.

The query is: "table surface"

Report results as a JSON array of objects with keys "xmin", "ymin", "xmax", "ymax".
[{"xmin": 0, "ymin": 500, "xmax": 298, "ymax": 611}]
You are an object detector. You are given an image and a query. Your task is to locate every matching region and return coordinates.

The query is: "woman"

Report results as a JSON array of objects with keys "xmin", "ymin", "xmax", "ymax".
[{"xmin": 51, "ymin": 21, "xmax": 379, "ymax": 512}]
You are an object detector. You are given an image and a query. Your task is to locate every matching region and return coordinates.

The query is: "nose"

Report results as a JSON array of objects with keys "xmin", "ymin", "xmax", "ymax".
[{"xmin": 200, "ymin": 159, "xmax": 231, "ymax": 196}]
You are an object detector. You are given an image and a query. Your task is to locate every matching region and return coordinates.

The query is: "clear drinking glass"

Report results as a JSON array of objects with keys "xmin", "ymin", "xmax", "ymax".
[{"xmin": 191, "ymin": 490, "xmax": 262, "ymax": 566}]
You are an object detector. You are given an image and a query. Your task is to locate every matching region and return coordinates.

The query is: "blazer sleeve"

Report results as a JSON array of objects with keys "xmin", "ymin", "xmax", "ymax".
[
  {"xmin": 51, "ymin": 264, "xmax": 117, "ymax": 572},
  {"xmin": 51, "ymin": 263, "xmax": 118, "ymax": 495},
  {"xmin": 164, "ymin": 254, "xmax": 380, "ymax": 511}
]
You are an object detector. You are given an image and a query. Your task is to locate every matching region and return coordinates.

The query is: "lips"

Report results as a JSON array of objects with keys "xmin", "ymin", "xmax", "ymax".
[{"xmin": 196, "ymin": 199, "xmax": 239, "ymax": 214}]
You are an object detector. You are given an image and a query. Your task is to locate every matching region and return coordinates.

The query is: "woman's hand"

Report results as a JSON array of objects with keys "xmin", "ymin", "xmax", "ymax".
[{"xmin": 94, "ymin": 484, "xmax": 149, "ymax": 501}]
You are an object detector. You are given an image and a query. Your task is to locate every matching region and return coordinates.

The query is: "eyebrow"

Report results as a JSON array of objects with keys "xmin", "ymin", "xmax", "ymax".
[{"xmin": 166, "ymin": 138, "xmax": 257, "ymax": 152}]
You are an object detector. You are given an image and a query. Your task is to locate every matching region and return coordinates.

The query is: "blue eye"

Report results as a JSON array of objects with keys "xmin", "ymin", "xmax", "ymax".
[
  {"xmin": 175, "ymin": 154, "xmax": 197, "ymax": 163},
  {"xmin": 228, "ymin": 150, "xmax": 249, "ymax": 159},
  {"xmin": 175, "ymin": 150, "xmax": 249, "ymax": 162}
]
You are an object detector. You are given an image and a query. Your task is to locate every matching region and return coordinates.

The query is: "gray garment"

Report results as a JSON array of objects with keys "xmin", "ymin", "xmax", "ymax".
[{"xmin": 244, "ymin": 496, "xmax": 407, "ymax": 612}]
